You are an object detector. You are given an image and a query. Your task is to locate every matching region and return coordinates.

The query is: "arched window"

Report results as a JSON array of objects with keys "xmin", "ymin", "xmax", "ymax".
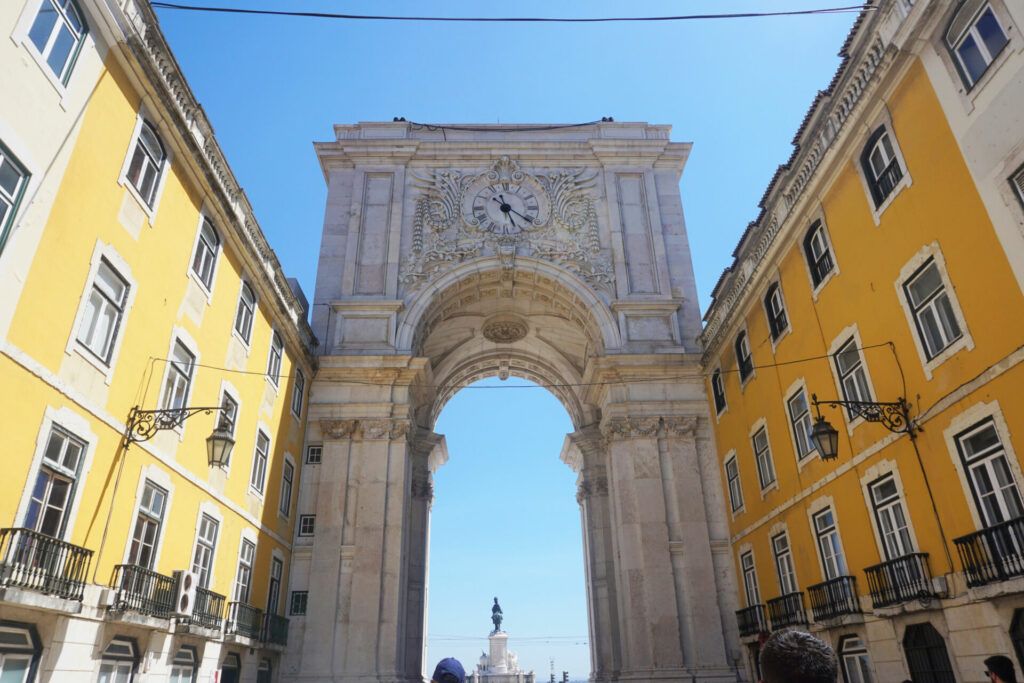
[
  {"xmin": 234, "ymin": 282, "xmax": 256, "ymax": 343},
  {"xmin": 838, "ymin": 634, "xmax": 874, "ymax": 683},
  {"xmin": 945, "ymin": 2, "xmax": 1009, "ymax": 88},
  {"xmin": 735, "ymin": 332, "xmax": 753, "ymax": 381},
  {"xmin": 191, "ymin": 218, "xmax": 220, "ymax": 290},
  {"xmin": 711, "ymin": 369, "xmax": 727, "ymax": 414},
  {"xmin": 125, "ymin": 120, "xmax": 166, "ymax": 208},
  {"xmin": 902, "ymin": 623, "xmax": 955, "ymax": 683},
  {"xmin": 220, "ymin": 653, "xmax": 241, "ymax": 683},
  {"xmin": 803, "ymin": 221, "xmax": 834, "ymax": 287},
  {"xmin": 98, "ymin": 637, "xmax": 138, "ymax": 683},
  {"xmin": 860, "ymin": 126, "xmax": 904, "ymax": 208},
  {"xmin": 764, "ymin": 283, "xmax": 788, "ymax": 341}
]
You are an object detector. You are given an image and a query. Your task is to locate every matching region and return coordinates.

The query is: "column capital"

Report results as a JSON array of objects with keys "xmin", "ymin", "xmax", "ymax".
[
  {"xmin": 319, "ymin": 418, "xmax": 412, "ymax": 440},
  {"xmin": 321, "ymin": 418, "xmax": 359, "ymax": 439},
  {"xmin": 600, "ymin": 416, "xmax": 660, "ymax": 441},
  {"xmin": 662, "ymin": 415, "xmax": 698, "ymax": 437}
]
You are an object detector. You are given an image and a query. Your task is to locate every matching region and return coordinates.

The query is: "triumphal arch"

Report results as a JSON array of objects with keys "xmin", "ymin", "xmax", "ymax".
[{"xmin": 284, "ymin": 121, "xmax": 740, "ymax": 683}]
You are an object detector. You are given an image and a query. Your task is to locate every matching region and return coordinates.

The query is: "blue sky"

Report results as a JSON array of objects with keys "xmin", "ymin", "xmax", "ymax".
[{"xmin": 156, "ymin": 1, "xmax": 860, "ymax": 676}]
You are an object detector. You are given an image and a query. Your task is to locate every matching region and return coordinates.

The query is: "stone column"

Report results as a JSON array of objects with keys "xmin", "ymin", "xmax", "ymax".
[{"xmin": 565, "ymin": 426, "xmax": 621, "ymax": 683}]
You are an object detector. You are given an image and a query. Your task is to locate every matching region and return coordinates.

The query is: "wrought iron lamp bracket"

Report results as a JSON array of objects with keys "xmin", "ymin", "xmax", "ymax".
[
  {"xmin": 811, "ymin": 394, "xmax": 917, "ymax": 437},
  {"xmin": 125, "ymin": 406, "xmax": 224, "ymax": 444}
]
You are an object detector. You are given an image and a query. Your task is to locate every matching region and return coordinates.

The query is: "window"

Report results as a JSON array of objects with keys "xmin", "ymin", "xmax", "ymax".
[
  {"xmin": 220, "ymin": 393, "xmax": 239, "ymax": 438},
  {"xmin": 0, "ymin": 143, "xmax": 30, "ymax": 254},
  {"xmin": 234, "ymin": 283, "xmax": 256, "ymax": 344},
  {"xmin": 257, "ymin": 660, "xmax": 271, "ymax": 683},
  {"xmin": 861, "ymin": 127, "xmax": 904, "ymax": 208},
  {"xmin": 1011, "ymin": 164, "xmax": 1024, "ymax": 209},
  {"xmin": 23, "ymin": 426, "xmax": 85, "ymax": 537},
  {"xmin": 305, "ymin": 445, "xmax": 322, "ymax": 465},
  {"xmin": 764, "ymin": 284, "xmax": 788, "ymax": 341},
  {"xmin": 279, "ymin": 460, "xmax": 294, "ymax": 518},
  {"xmin": 125, "ymin": 120, "xmax": 166, "ymax": 208},
  {"xmin": 127, "ymin": 480, "xmax": 167, "ymax": 569},
  {"xmin": 834, "ymin": 338, "xmax": 873, "ymax": 418},
  {"xmin": 803, "ymin": 221, "xmax": 835, "ymax": 287},
  {"xmin": 740, "ymin": 551, "xmax": 760, "ymax": 606},
  {"xmin": 752, "ymin": 426, "xmax": 776, "ymax": 490},
  {"xmin": 869, "ymin": 475, "xmax": 914, "ymax": 560},
  {"xmin": 97, "ymin": 638, "xmax": 136, "ymax": 683},
  {"xmin": 233, "ymin": 539, "xmax": 255, "ymax": 603},
  {"xmin": 0, "ymin": 624, "xmax": 41, "ymax": 683},
  {"xmin": 772, "ymin": 532, "xmax": 798, "ymax": 594},
  {"xmin": 160, "ymin": 340, "xmax": 195, "ymax": 412},
  {"xmin": 735, "ymin": 332, "xmax": 753, "ymax": 381},
  {"xmin": 947, "ymin": 4, "xmax": 1009, "ymax": 88},
  {"xmin": 298, "ymin": 515, "xmax": 315, "ymax": 537},
  {"xmin": 168, "ymin": 649, "xmax": 195, "ymax": 683},
  {"xmin": 291, "ymin": 369, "xmax": 305, "ymax": 417},
  {"xmin": 27, "ymin": 0, "xmax": 87, "ymax": 84},
  {"xmin": 190, "ymin": 514, "xmax": 219, "ymax": 589},
  {"xmin": 839, "ymin": 635, "xmax": 874, "ymax": 683},
  {"xmin": 1010, "ymin": 609, "xmax": 1024, "ymax": 673},
  {"xmin": 956, "ymin": 418, "xmax": 1023, "ymax": 526},
  {"xmin": 902, "ymin": 623, "xmax": 955, "ymax": 683},
  {"xmin": 290, "ymin": 590, "xmax": 308, "ymax": 616},
  {"xmin": 267, "ymin": 557, "xmax": 283, "ymax": 615},
  {"xmin": 813, "ymin": 508, "xmax": 848, "ymax": 580},
  {"xmin": 190, "ymin": 219, "xmax": 220, "ymax": 290},
  {"xmin": 76, "ymin": 259, "xmax": 129, "ymax": 365},
  {"xmin": 220, "ymin": 654, "xmax": 240, "ymax": 683},
  {"xmin": 711, "ymin": 370, "xmax": 727, "ymax": 415},
  {"xmin": 725, "ymin": 456, "xmax": 743, "ymax": 513},
  {"xmin": 787, "ymin": 389, "xmax": 815, "ymax": 460},
  {"xmin": 903, "ymin": 259, "xmax": 962, "ymax": 360},
  {"xmin": 250, "ymin": 431, "xmax": 270, "ymax": 494},
  {"xmin": 267, "ymin": 331, "xmax": 283, "ymax": 386}
]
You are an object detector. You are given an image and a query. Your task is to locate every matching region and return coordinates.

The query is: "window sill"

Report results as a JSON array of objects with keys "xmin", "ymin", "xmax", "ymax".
[
  {"xmin": 796, "ymin": 450, "xmax": 820, "ymax": 473},
  {"xmin": 770, "ymin": 326, "xmax": 792, "ymax": 354},
  {"xmin": 919, "ymin": 333, "xmax": 975, "ymax": 380},
  {"xmin": 118, "ymin": 177, "xmax": 158, "ymax": 225},
  {"xmin": 265, "ymin": 376, "xmax": 280, "ymax": 394},
  {"xmin": 17, "ymin": 40, "xmax": 72, "ymax": 111},
  {"xmin": 231, "ymin": 328, "xmax": 253, "ymax": 355},
  {"xmin": 69, "ymin": 342, "xmax": 117, "ymax": 385},
  {"xmin": 187, "ymin": 269, "xmax": 216, "ymax": 305},
  {"xmin": 810, "ymin": 267, "xmax": 839, "ymax": 302},
  {"xmin": 869, "ymin": 174, "xmax": 912, "ymax": 226},
  {"xmin": 759, "ymin": 480, "xmax": 779, "ymax": 499}
]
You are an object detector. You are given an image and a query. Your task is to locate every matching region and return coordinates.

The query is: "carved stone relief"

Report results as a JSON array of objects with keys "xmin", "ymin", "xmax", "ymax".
[{"xmin": 400, "ymin": 157, "xmax": 614, "ymax": 293}]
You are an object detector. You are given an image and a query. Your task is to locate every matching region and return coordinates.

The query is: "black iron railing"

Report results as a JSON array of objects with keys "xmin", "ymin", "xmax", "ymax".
[
  {"xmin": 0, "ymin": 528, "xmax": 93, "ymax": 601},
  {"xmin": 111, "ymin": 564, "xmax": 175, "ymax": 618},
  {"xmin": 873, "ymin": 159, "xmax": 903, "ymax": 205},
  {"xmin": 864, "ymin": 552, "xmax": 934, "ymax": 608},
  {"xmin": 735, "ymin": 604, "xmax": 767, "ymax": 637},
  {"xmin": 262, "ymin": 612, "xmax": 289, "ymax": 646},
  {"xmin": 807, "ymin": 575, "xmax": 861, "ymax": 621},
  {"xmin": 185, "ymin": 586, "xmax": 226, "ymax": 630},
  {"xmin": 766, "ymin": 592, "xmax": 807, "ymax": 630},
  {"xmin": 955, "ymin": 517, "xmax": 1024, "ymax": 588},
  {"xmin": 226, "ymin": 601, "xmax": 263, "ymax": 639}
]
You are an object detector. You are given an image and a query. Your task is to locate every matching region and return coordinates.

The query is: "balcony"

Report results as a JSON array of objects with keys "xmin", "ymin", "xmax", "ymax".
[
  {"xmin": 864, "ymin": 552, "xmax": 934, "ymax": 609},
  {"xmin": 954, "ymin": 517, "xmax": 1024, "ymax": 588},
  {"xmin": 735, "ymin": 604, "xmax": 767, "ymax": 637},
  {"xmin": 0, "ymin": 528, "xmax": 93, "ymax": 602},
  {"xmin": 226, "ymin": 601, "xmax": 264, "ymax": 640},
  {"xmin": 110, "ymin": 564, "xmax": 176, "ymax": 618},
  {"xmin": 807, "ymin": 575, "xmax": 861, "ymax": 621},
  {"xmin": 183, "ymin": 586, "xmax": 226, "ymax": 631},
  {"xmin": 262, "ymin": 612, "xmax": 289, "ymax": 646},
  {"xmin": 766, "ymin": 592, "xmax": 807, "ymax": 630}
]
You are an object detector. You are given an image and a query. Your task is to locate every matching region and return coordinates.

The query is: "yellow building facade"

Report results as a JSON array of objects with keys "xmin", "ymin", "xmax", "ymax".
[
  {"xmin": 702, "ymin": 1, "xmax": 1024, "ymax": 681},
  {"xmin": 0, "ymin": 2, "xmax": 315, "ymax": 683}
]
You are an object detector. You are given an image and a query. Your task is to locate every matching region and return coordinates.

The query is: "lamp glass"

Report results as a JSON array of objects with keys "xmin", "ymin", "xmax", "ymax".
[
  {"xmin": 206, "ymin": 425, "xmax": 235, "ymax": 468},
  {"xmin": 811, "ymin": 417, "xmax": 840, "ymax": 460}
]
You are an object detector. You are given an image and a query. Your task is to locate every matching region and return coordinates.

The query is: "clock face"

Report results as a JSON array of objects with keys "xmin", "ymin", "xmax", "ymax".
[{"xmin": 469, "ymin": 182, "xmax": 542, "ymax": 234}]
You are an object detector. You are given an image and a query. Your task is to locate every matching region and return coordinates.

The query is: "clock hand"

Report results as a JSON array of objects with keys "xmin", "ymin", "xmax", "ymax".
[
  {"xmin": 508, "ymin": 207, "xmax": 533, "ymax": 224},
  {"xmin": 507, "ymin": 213, "xmax": 517, "ymax": 229}
]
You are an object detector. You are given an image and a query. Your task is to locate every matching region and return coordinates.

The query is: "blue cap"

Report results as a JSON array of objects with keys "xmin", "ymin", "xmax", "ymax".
[{"xmin": 432, "ymin": 657, "xmax": 466, "ymax": 683}]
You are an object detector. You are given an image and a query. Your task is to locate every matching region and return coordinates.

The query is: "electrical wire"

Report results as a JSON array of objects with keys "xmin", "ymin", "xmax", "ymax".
[{"xmin": 150, "ymin": 3, "xmax": 874, "ymax": 24}]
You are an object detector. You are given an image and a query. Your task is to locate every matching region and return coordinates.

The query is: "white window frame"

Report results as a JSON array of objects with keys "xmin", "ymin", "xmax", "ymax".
[
  {"xmin": 97, "ymin": 638, "xmax": 137, "ymax": 683},
  {"xmin": 233, "ymin": 280, "xmax": 257, "ymax": 348},
  {"xmin": 763, "ymin": 281, "xmax": 790, "ymax": 347},
  {"xmin": 278, "ymin": 454, "xmax": 295, "ymax": 519},
  {"xmin": 266, "ymin": 330, "xmax": 283, "ymax": 387},
  {"xmin": 839, "ymin": 635, "xmax": 875, "ymax": 683},
  {"xmin": 749, "ymin": 419, "xmax": 777, "ymax": 494},
  {"xmin": 943, "ymin": 402, "xmax": 1024, "ymax": 531},
  {"xmin": 828, "ymin": 326, "xmax": 879, "ymax": 434},
  {"xmin": 168, "ymin": 647, "xmax": 196, "ymax": 683},
  {"xmin": 867, "ymin": 473, "xmax": 915, "ymax": 561},
  {"xmin": 772, "ymin": 530, "xmax": 798, "ymax": 595},
  {"xmin": 289, "ymin": 590, "xmax": 308, "ymax": 616},
  {"xmin": 734, "ymin": 328, "xmax": 755, "ymax": 387},
  {"xmin": 710, "ymin": 367, "xmax": 727, "ymax": 418},
  {"xmin": 298, "ymin": 515, "xmax": 315, "ymax": 537},
  {"xmin": 13, "ymin": 0, "xmax": 89, "ymax": 96},
  {"xmin": 724, "ymin": 451, "xmax": 744, "ymax": 515},
  {"xmin": 14, "ymin": 407, "xmax": 96, "ymax": 543},
  {"xmin": 946, "ymin": 3, "xmax": 1011, "ymax": 89},
  {"xmin": 740, "ymin": 548, "xmax": 761, "ymax": 607},
  {"xmin": 250, "ymin": 427, "xmax": 271, "ymax": 496},
  {"xmin": 895, "ymin": 244, "xmax": 973, "ymax": 378},
  {"xmin": 0, "ymin": 140, "xmax": 31, "ymax": 254},
  {"xmin": 123, "ymin": 468, "xmax": 172, "ymax": 570},
  {"xmin": 21, "ymin": 424, "xmax": 86, "ymax": 539},
  {"xmin": 190, "ymin": 503, "xmax": 222, "ymax": 590},
  {"xmin": 232, "ymin": 532, "xmax": 257, "ymax": 604},
  {"xmin": 855, "ymin": 116, "xmax": 912, "ymax": 224},
  {"xmin": 117, "ymin": 110, "xmax": 172, "ymax": 220},
  {"xmin": 784, "ymin": 380, "xmax": 817, "ymax": 466},
  {"xmin": 305, "ymin": 444, "xmax": 322, "ymax": 465},
  {"xmin": 187, "ymin": 212, "xmax": 221, "ymax": 298},
  {"xmin": 291, "ymin": 368, "xmax": 305, "ymax": 418},
  {"xmin": 65, "ymin": 242, "xmax": 137, "ymax": 383},
  {"xmin": 267, "ymin": 554, "xmax": 284, "ymax": 615},
  {"xmin": 859, "ymin": 461, "xmax": 923, "ymax": 563},
  {"xmin": 158, "ymin": 333, "xmax": 198, "ymax": 421},
  {"xmin": 812, "ymin": 506, "xmax": 848, "ymax": 580},
  {"xmin": 802, "ymin": 216, "xmax": 840, "ymax": 297}
]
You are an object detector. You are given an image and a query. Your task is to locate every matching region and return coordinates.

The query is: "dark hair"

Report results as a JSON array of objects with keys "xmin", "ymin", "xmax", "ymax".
[
  {"xmin": 986, "ymin": 655, "xmax": 1017, "ymax": 682},
  {"xmin": 759, "ymin": 629, "xmax": 838, "ymax": 683}
]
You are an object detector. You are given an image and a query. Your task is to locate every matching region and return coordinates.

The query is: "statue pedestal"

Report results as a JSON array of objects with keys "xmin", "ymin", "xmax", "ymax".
[
  {"xmin": 468, "ymin": 629, "xmax": 534, "ymax": 683},
  {"xmin": 488, "ymin": 632, "xmax": 509, "ymax": 674}
]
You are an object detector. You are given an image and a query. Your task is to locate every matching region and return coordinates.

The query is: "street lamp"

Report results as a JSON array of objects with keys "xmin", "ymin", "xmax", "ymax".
[
  {"xmin": 124, "ymin": 405, "xmax": 235, "ymax": 468},
  {"xmin": 809, "ymin": 393, "xmax": 916, "ymax": 460}
]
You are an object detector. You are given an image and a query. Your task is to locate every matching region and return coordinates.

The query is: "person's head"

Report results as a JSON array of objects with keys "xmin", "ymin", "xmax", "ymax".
[
  {"xmin": 432, "ymin": 657, "xmax": 466, "ymax": 683},
  {"xmin": 759, "ymin": 629, "xmax": 837, "ymax": 683},
  {"xmin": 985, "ymin": 655, "xmax": 1017, "ymax": 683}
]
